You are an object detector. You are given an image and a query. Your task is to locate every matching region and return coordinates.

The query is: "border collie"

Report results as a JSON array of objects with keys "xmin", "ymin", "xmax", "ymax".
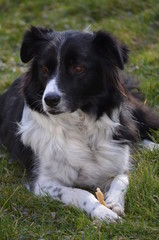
[{"xmin": 0, "ymin": 26, "xmax": 159, "ymax": 222}]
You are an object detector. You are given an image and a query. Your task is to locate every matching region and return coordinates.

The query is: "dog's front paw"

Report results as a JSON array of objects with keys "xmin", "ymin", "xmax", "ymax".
[
  {"xmin": 106, "ymin": 198, "xmax": 124, "ymax": 216},
  {"xmin": 91, "ymin": 204, "xmax": 121, "ymax": 223}
]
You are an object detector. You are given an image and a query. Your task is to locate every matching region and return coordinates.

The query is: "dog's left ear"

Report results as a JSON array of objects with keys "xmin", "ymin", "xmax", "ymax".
[{"xmin": 93, "ymin": 31, "xmax": 129, "ymax": 70}]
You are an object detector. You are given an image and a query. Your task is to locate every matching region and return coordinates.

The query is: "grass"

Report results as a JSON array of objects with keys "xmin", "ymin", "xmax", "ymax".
[{"xmin": 0, "ymin": 0, "xmax": 159, "ymax": 239}]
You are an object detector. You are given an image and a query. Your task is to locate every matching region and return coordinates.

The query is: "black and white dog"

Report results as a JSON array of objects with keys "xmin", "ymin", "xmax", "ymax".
[{"xmin": 0, "ymin": 26, "xmax": 159, "ymax": 222}]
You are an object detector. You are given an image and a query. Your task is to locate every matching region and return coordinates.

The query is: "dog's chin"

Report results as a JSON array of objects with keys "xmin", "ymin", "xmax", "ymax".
[
  {"xmin": 43, "ymin": 104, "xmax": 78, "ymax": 115},
  {"xmin": 47, "ymin": 109, "xmax": 64, "ymax": 115},
  {"xmin": 43, "ymin": 104, "xmax": 64, "ymax": 115}
]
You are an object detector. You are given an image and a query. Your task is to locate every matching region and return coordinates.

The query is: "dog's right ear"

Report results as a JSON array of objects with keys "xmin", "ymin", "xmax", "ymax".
[{"xmin": 20, "ymin": 26, "xmax": 53, "ymax": 63}]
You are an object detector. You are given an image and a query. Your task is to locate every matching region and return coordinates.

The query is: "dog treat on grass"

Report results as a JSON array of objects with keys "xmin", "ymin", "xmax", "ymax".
[{"xmin": 95, "ymin": 188, "xmax": 106, "ymax": 206}]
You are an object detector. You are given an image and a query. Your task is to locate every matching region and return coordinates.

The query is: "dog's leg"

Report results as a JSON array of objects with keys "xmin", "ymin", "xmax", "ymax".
[
  {"xmin": 34, "ymin": 177, "xmax": 120, "ymax": 222},
  {"xmin": 142, "ymin": 139, "xmax": 159, "ymax": 150},
  {"xmin": 105, "ymin": 174, "xmax": 129, "ymax": 216}
]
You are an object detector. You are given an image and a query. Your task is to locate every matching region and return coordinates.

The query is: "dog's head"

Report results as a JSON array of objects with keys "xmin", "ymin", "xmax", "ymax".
[{"xmin": 21, "ymin": 26, "xmax": 128, "ymax": 117}]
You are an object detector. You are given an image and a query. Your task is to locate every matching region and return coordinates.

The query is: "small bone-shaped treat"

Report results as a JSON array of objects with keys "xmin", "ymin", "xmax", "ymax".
[{"xmin": 95, "ymin": 188, "xmax": 106, "ymax": 206}]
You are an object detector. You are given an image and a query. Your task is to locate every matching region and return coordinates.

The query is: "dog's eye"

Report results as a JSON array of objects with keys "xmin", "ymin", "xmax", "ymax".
[
  {"xmin": 72, "ymin": 65, "xmax": 85, "ymax": 74},
  {"xmin": 42, "ymin": 65, "xmax": 49, "ymax": 74}
]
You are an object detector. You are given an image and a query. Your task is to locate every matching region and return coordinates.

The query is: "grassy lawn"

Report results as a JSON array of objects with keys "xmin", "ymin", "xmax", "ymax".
[{"xmin": 0, "ymin": 0, "xmax": 159, "ymax": 239}]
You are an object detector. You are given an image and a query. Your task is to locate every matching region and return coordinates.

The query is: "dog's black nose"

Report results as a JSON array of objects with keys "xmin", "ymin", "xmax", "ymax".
[{"xmin": 44, "ymin": 93, "xmax": 61, "ymax": 107}]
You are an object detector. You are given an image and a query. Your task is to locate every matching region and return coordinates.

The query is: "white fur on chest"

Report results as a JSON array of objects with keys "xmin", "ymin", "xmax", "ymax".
[{"xmin": 19, "ymin": 105, "xmax": 130, "ymax": 189}]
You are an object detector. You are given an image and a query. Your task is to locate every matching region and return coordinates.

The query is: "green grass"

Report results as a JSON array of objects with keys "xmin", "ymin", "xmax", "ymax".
[{"xmin": 0, "ymin": 0, "xmax": 159, "ymax": 239}]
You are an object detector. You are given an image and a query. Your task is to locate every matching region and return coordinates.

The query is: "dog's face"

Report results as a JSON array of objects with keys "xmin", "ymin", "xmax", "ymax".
[{"xmin": 21, "ymin": 27, "xmax": 128, "ymax": 116}]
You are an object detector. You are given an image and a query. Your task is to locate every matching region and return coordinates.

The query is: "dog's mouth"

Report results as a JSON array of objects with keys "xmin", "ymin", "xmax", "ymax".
[
  {"xmin": 42, "ymin": 100, "xmax": 64, "ymax": 115},
  {"xmin": 47, "ymin": 109, "xmax": 64, "ymax": 115},
  {"xmin": 42, "ymin": 96, "xmax": 78, "ymax": 115}
]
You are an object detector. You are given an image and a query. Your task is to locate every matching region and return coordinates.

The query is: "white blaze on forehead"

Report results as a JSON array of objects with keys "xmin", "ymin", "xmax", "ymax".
[{"xmin": 43, "ymin": 77, "xmax": 61, "ymax": 98}]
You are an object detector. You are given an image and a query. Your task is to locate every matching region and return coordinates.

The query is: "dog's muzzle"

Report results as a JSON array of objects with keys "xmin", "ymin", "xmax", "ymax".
[{"xmin": 44, "ymin": 93, "xmax": 61, "ymax": 108}]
